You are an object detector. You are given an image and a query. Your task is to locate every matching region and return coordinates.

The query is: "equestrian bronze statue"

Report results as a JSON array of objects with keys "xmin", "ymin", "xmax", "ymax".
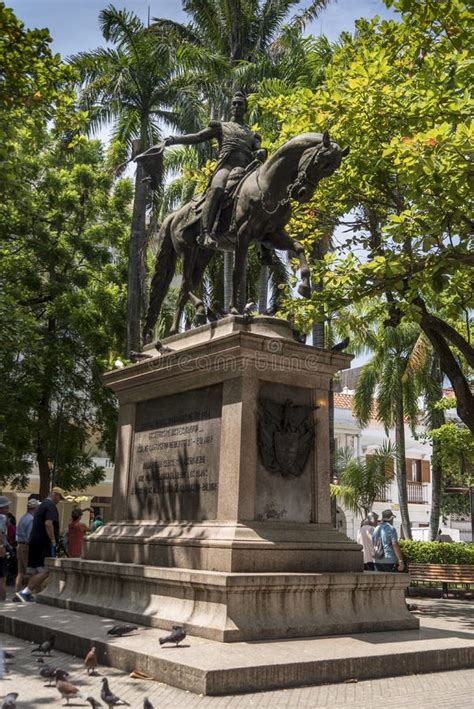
[{"xmin": 138, "ymin": 129, "xmax": 349, "ymax": 340}]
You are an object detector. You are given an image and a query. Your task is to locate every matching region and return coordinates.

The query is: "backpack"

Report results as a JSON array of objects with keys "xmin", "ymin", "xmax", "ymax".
[{"xmin": 373, "ymin": 529, "xmax": 385, "ymax": 559}]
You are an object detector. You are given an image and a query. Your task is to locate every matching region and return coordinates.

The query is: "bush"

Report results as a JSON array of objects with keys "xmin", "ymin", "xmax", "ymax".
[{"xmin": 400, "ymin": 540, "xmax": 474, "ymax": 565}]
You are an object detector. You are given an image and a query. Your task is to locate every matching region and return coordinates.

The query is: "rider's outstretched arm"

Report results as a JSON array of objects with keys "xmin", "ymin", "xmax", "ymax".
[{"xmin": 165, "ymin": 125, "xmax": 217, "ymax": 146}]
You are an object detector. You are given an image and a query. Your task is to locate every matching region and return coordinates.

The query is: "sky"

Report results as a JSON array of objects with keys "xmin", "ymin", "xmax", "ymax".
[{"xmin": 10, "ymin": 1, "xmax": 396, "ymax": 58}]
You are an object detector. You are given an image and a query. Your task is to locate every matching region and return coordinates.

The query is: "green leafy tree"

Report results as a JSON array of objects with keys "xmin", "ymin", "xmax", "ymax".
[
  {"xmin": 256, "ymin": 0, "xmax": 473, "ymax": 432},
  {"xmin": 330, "ymin": 442, "xmax": 395, "ymax": 518},
  {"xmin": 71, "ymin": 5, "xmax": 206, "ymax": 354},
  {"xmin": 1, "ymin": 124, "xmax": 131, "ymax": 497}
]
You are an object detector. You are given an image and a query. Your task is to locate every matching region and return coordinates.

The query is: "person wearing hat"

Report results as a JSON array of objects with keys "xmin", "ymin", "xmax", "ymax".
[
  {"xmin": 16, "ymin": 487, "xmax": 64, "ymax": 603},
  {"xmin": 357, "ymin": 511, "xmax": 379, "ymax": 570},
  {"xmin": 0, "ymin": 495, "xmax": 12, "ymax": 601},
  {"xmin": 372, "ymin": 509, "xmax": 405, "ymax": 572},
  {"xmin": 14, "ymin": 498, "xmax": 41, "ymax": 596}
]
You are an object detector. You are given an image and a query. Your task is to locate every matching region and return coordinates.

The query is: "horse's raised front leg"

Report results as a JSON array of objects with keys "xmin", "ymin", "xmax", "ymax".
[
  {"xmin": 229, "ymin": 232, "xmax": 250, "ymax": 314},
  {"xmin": 270, "ymin": 229, "xmax": 311, "ymax": 298}
]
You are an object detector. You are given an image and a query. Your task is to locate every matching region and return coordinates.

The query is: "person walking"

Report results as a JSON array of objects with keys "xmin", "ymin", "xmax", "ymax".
[
  {"xmin": 0, "ymin": 496, "xmax": 12, "ymax": 601},
  {"xmin": 14, "ymin": 499, "xmax": 41, "ymax": 595},
  {"xmin": 372, "ymin": 509, "xmax": 405, "ymax": 572},
  {"xmin": 66, "ymin": 508, "xmax": 90, "ymax": 558},
  {"xmin": 16, "ymin": 487, "xmax": 65, "ymax": 603},
  {"xmin": 357, "ymin": 511, "xmax": 379, "ymax": 570}
]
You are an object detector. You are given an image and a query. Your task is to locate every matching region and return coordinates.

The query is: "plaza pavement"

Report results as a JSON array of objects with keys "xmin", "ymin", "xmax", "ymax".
[{"xmin": 1, "ymin": 597, "xmax": 473, "ymax": 708}]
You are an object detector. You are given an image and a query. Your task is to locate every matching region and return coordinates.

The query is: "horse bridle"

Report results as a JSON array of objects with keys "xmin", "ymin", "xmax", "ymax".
[{"xmin": 256, "ymin": 141, "xmax": 329, "ymax": 215}]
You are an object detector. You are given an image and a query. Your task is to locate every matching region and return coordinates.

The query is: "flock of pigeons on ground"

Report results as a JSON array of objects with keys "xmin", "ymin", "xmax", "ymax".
[{"xmin": 1, "ymin": 623, "xmax": 187, "ymax": 708}]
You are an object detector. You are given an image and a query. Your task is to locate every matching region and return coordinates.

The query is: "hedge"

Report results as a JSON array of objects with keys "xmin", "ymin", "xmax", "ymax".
[{"xmin": 400, "ymin": 540, "xmax": 474, "ymax": 565}]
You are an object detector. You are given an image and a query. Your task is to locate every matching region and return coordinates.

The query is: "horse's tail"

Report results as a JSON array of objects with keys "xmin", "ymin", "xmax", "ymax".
[{"xmin": 143, "ymin": 215, "xmax": 177, "ymax": 342}]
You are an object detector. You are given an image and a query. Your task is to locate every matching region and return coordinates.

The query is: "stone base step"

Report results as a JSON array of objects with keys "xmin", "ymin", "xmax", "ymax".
[{"xmin": 1, "ymin": 601, "xmax": 473, "ymax": 695}]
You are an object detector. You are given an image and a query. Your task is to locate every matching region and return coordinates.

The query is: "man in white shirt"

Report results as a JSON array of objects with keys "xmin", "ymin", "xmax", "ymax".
[{"xmin": 357, "ymin": 511, "xmax": 379, "ymax": 571}]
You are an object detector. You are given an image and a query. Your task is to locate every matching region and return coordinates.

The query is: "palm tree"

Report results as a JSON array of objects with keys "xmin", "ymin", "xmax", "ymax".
[
  {"xmin": 354, "ymin": 323, "xmax": 424, "ymax": 540},
  {"xmin": 70, "ymin": 5, "xmax": 205, "ymax": 353},
  {"xmin": 331, "ymin": 442, "xmax": 396, "ymax": 518}
]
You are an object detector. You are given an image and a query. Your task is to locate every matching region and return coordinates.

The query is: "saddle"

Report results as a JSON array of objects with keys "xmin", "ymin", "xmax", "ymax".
[{"xmin": 185, "ymin": 161, "xmax": 258, "ymax": 242}]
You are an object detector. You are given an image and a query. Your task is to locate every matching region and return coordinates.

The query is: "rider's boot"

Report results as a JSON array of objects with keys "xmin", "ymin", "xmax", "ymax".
[{"xmin": 198, "ymin": 187, "xmax": 224, "ymax": 249}]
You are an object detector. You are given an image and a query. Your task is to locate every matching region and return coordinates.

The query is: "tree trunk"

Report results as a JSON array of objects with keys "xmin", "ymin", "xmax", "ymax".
[
  {"xmin": 36, "ymin": 396, "xmax": 52, "ymax": 500},
  {"xmin": 395, "ymin": 398, "xmax": 412, "ymax": 539},
  {"xmin": 329, "ymin": 378, "xmax": 338, "ymax": 528},
  {"xmin": 237, "ymin": 255, "xmax": 247, "ymax": 313},
  {"xmin": 428, "ymin": 357, "xmax": 445, "ymax": 540},
  {"xmin": 127, "ymin": 161, "xmax": 149, "ymax": 356},
  {"xmin": 416, "ymin": 301, "xmax": 474, "ymax": 433},
  {"xmin": 223, "ymin": 251, "xmax": 234, "ymax": 312},
  {"xmin": 36, "ymin": 317, "xmax": 55, "ymax": 499},
  {"xmin": 313, "ymin": 322, "xmax": 325, "ymax": 348},
  {"xmin": 258, "ymin": 265, "xmax": 268, "ymax": 313}
]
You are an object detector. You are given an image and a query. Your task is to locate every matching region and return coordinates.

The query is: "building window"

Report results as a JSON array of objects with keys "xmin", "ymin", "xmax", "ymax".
[
  {"xmin": 410, "ymin": 460, "xmax": 422, "ymax": 482},
  {"xmin": 345, "ymin": 434, "xmax": 356, "ymax": 451}
]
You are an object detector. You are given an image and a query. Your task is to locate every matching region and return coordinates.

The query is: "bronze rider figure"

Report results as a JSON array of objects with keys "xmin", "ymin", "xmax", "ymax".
[{"xmin": 162, "ymin": 91, "xmax": 266, "ymax": 249}]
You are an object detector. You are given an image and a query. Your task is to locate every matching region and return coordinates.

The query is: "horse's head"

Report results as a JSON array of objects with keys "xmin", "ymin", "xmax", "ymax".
[{"xmin": 289, "ymin": 132, "xmax": 349, "ymax": 202}]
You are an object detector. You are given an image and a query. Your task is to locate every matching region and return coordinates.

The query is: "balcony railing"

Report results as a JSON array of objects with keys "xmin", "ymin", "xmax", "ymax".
[
  {"xmin": 407, "ymin": 481, "xmax": 428, "ymax": 504},
  {"xmin": 374, "ymin": 484, "xmax": 392, "ymax": 503}
]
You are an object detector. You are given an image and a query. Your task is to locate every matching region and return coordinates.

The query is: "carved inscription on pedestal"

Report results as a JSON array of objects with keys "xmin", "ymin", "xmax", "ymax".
[{"xmin": 128, "ymin": 385, "xmax": 222, "ymax": 521}]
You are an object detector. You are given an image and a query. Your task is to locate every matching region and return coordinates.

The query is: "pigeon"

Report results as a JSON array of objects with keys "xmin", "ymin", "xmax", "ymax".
[
  {"xmin": 84, "ymin": 645, "xmax": 98, "ymax": 675},
  {"xmin": 154, "ymin": 339, "xmax": 172, "ymax": 355},
  {"xmin": 86, "ymin": 698, "xmax": 102, "ymax": 709},
  {"xmin": 212, "ymin": 301, "xmax": 226, "ymax": 318},
  {"xmin": 106, "ymin": 624, "xmax": 138, "ymax": 637},
  {"xmin": 100, "ymin": 678, "xmax": 130, "ymax": 708},
  {"xmin": 2, "ymin": 693, "xmax": 18, "ymax": 709},
  {"xmin": 143, "ymin": 699, "xmax": 154, "ymax": 709},
  {"xmin": 32, "ymin": 635, "xmax": 55, "ymax": 655},
  {"xmin": 243, "ymin": 301, "xmax": 256, "ymax": 317},
  {"xmin": 159, "ymin": 625, "xmax": 186, "ymax": 647},
  {"xmin": 206, "ymin": 306, "xmax": 218, "ymax": 323},
  {"xmin": 55, "ymin": 670, "xmax": 83, "ymax": 705},
  {"xmin": 4, "ymin": 652, "xmax": 15, "ymax": 660},
  {"xmin": 40, "ymin": 663, "xmax": 66, "ymax": 686},
  {"xmin": 130, "ymin": 350, "xmax": 152, "ymax": 363}
]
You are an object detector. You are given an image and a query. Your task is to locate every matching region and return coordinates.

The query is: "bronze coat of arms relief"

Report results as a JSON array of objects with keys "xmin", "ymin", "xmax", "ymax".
[{"xmin": 257, "ymin": 398, "xmax": 316, "ymax": 477}]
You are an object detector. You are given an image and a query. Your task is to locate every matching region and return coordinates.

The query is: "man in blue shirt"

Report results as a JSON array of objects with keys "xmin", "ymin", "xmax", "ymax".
[
  {"xmin": 372, "ymin": 509, "xmax": 405, "ymax": 572},
  {"xmin": 15, "ymin": 498, "xmax": 40, "ymax": 595}
]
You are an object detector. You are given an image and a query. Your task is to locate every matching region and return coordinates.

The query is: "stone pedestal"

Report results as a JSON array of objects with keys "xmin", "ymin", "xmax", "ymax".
[{"xmin": 39, "ymin": 316, "xmax": 418, "ymax": 639}]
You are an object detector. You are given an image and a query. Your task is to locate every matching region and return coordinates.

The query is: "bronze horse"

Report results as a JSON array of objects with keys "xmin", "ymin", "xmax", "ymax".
[{"xmin": 143, "ymin": 131, "xmax": 348, "ymax": 339}]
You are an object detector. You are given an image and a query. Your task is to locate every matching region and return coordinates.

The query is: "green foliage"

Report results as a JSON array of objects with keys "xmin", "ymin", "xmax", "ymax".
[
  {"xmin": 441, "ymin": 491, "xmax": 471, "ymax": 518},
  {"xmin": 254, "ymin": 0, "xmax": 473, "ymax": 418},
  {"xmin": 0, "ymin": 117, "xmax": 131, "ymax": 491},
  {"xmin": 428, "ymin": 422, "xmax": 474, "ymax": 488},
  {"xmin": 400, "ymin": 540, "xmax": 474, "ymax": 565}
]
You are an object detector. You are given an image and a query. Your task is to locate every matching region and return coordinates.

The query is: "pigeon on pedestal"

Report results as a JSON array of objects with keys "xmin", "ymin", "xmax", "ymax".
[{"xmin": 159, "ymin": 625, "xmax": 186, "ymax": 647}]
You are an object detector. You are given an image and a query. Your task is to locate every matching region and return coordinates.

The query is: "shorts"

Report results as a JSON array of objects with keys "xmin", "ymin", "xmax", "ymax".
[
  {"xmin": 27, "ymin": 542, "xmax": 50, "ymax": 574},
  {"xmin": 17, "ymin": 543, "xmax": 29, "ymax": 575},
  {"xmin": 375, "ymin": 562, "xmax": 398, "ymax": 572},
  {"xmin": 0, "ymin": 557, "xmax": 6, "ymax": 578}
]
